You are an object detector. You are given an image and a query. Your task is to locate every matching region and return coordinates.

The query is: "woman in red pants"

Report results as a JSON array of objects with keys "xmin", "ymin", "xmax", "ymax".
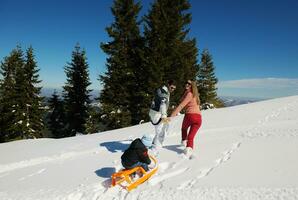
[{"xmin": 170, "ymin": 80, "xmax": 202, "ymax": 156}]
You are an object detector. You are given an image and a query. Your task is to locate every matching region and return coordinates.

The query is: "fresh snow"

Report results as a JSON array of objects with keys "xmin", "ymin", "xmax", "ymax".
[{"xmin": 1, "ymin": 96, "xmax": 298, "ymax": 200}]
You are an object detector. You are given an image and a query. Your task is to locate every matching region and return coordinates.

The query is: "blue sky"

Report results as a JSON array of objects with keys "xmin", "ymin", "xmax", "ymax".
[{"xmin": 0, "ymin": 0, "xmax": 297, "ymax": 98}]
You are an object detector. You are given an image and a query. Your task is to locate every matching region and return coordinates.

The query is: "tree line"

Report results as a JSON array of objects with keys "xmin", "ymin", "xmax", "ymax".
[
  {"xmin": 0, "ymin": 0, "xmax": 222, "ymax": 143},
  {"xmin": 0, "ymin": 44, "xmax": 93, "ymax": 142}
]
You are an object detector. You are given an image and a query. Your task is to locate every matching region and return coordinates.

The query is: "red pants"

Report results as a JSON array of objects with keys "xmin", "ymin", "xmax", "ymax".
[{"xmin": 181, "ymin": 113, "xmax": 202, "ymax": 149}]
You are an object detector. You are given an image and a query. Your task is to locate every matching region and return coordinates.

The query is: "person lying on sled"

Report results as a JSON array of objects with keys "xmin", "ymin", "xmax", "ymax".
[{"xmin": 121, "ymin": 134, "xmax": 153, "ymax": 172}]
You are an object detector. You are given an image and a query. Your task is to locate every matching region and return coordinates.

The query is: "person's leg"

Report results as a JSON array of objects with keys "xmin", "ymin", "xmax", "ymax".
[
  {"xmin": 123, "ymin": 162, "xmax": 149, "ymax": 180},
  {"xmin": 181, "ymin": 115, "xmax": 191, "ymax": 141},
  {"xmin": 129, "ymin": 161, "xmax": 149, "ymax": 172},
  {"xmin": 138, "ymin": 162, "xmax": 149, "ymax": 171},
  {"xmin": 159, "ymin": 122, "xmax": 169, "ymax": 146},
  {"xmin": 153, "ymin": 122, "xmax": 165, "ymax": 147},
  {"xmin": 186, "ymin": 114, "xmax": 202, "ymax": 149}
]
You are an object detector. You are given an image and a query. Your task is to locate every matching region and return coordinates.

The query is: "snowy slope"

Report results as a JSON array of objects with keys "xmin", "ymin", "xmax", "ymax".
[{"xmin": 1, "ymin": 96, "xmax": 298, "ymax": 200}]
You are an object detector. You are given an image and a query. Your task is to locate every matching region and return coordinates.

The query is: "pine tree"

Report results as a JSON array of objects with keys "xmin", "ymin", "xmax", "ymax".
[
  {"xmin": 0, "ymin": 47, "xmax": 23, "ymax": 142},
  {"xmin": 23, "ymin": 47, "xmax": 44, "ymax": 138},
  {"xmin": 100, "ymin": 0, "xmax": 145, "ymax": 129},
  {"xmin": 0, "ymin": 46, "xmax": 44, "ymax": 141},
  {"xmin": 197, "ymin": 49, "xmax": 223, "ymax": 108},
  {"xmin": 13, "ymin": 47, "xmax": 29, "ymax": 138},
  {"xmin": 47, "ymin": 90, "xmax": 66, "ymax": 138},
  {"xmin": 12, "ymin": 47, "xmax": 44, "ymax": 139},
  {"xmin": 144, "ymin": 0, "xmax": 199, "ymax": 105},
  {"xmin": 63, "ymin": 44, "xmax": 92, "ymax": 136},
  {"xmin": 85, "ymin": 106, "xmax": 100, "ymax": 134}
]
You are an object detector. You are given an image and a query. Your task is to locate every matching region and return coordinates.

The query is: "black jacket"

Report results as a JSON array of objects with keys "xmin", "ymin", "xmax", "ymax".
[{"xmin": 121, "ymin": 138, "xmax": 151, "ymax": 167}]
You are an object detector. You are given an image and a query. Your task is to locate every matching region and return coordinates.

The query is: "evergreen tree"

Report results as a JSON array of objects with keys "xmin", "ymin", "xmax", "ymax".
[
  {"xmin": 13, "ymin": 47, "xmax": 29, "ymax": 138},
  {"xmin": 144, "ymin": 0, "xmax": 199, "ymax": 105},
  {"xmin": 0, "ymin": 47, "xmax": 22, "ymax": 142},
  {"xmin": 23, "ymin": 47, "xmax": 44, "ymax": 138},
  {"xmin": 85, "ymin": 106, "xmax": 100, "ymax": 134},
  {"xmin": 100, "ymin": 0, "xmax": 145, "ymax": 129},
  {"xmin": 47, "ymin": 90, "xmax": 66, "ymax": 138},
  {"xmin": 197, "ymin": 49, "xmax": 223, "ymax": 108},
  {"xmin": 0, "ymin": 46, "xmax": 44, "ymax": 141},
  {"xmin": 63, "ymin": 44, "xmax": 92, "ymax": 136}
]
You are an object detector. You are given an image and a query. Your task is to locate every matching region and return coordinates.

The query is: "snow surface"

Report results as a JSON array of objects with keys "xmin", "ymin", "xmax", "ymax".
[{"xmin": 1, "ymin": 96, "xmax": 298, "ymax": 200}]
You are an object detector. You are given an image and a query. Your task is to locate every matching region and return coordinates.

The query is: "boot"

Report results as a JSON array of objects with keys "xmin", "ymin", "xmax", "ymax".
[{"xmin": 183, "ymin": 147, "xmax": 193, "ymax": 157}]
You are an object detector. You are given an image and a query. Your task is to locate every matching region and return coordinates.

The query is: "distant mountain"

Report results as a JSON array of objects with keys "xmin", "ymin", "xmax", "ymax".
[
  {"xmin": 41, "ymin": 88, "xmax": 264, "ymax": 107},
  {"xmin": 219, "ymin": 96, "xmax": 266, "ymax": 107}
]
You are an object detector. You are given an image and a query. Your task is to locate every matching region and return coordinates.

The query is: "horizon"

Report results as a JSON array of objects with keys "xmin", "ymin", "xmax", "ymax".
[
  {"xmin": 40, "ymin": 86, "xmax": 277, "ymax": 101},
  {"xmin": 1, "ymin": 0, "xmax": 298, "ymax": 99}
]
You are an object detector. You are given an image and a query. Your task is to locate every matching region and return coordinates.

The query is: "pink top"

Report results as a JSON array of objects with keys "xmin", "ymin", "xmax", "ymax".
[{"xmin": 171, "ymin": 91, "xmax": 201, "ymax": 117}]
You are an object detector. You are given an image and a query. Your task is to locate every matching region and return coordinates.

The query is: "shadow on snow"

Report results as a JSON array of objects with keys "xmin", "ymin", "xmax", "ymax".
[
  {"xmin": 100, "ymin": 140, "xmax": 131, "ymax": 153},
  {"xmin": 163, "ymin": 144, "xmax": 184, "ymax": 154},
  {"xmin": 94, "ymin": 167, "xmax": 116, "ymax": 178}
]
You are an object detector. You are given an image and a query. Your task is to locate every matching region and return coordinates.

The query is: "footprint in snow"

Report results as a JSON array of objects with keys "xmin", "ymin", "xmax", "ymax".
[
  {"xmin": 177, "ymin": 179, "xmax": 197, "ymax": 190},
  {"xmin": 158, "ymin": 162, "xmax": 170, "ymax": 173},
  {"xmin": 197, "ymin": 168, "xmax": 213, "ymax": 179}
]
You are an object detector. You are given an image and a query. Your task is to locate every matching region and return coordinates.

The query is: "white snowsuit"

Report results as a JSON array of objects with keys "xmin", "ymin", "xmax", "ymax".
[{"xmin": 149, "ymin": 85, "xmax": 170, "ymax": 147}]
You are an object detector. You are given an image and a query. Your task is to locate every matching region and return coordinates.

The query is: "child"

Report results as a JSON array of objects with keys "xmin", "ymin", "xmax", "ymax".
[{"xmin": 121, "ymin": 134, "xmax": 153, "ymax": 172}]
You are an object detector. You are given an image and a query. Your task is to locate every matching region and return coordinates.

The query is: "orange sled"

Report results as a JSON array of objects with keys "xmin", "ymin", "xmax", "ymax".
[{"xmin": 111, "ymin": 155, "xmax": 158, "ymax": 191}]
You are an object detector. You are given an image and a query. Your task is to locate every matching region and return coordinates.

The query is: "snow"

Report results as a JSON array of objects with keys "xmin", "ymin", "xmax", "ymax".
[{"xmin": 1, "ymin": 95, "xmax": 298, "ymax": 200}]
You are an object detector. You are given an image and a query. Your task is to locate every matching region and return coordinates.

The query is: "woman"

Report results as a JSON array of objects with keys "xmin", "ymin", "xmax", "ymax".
[{"xmin": 170, "ymin": 80, "xmax": 202, "ymax": 156}]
